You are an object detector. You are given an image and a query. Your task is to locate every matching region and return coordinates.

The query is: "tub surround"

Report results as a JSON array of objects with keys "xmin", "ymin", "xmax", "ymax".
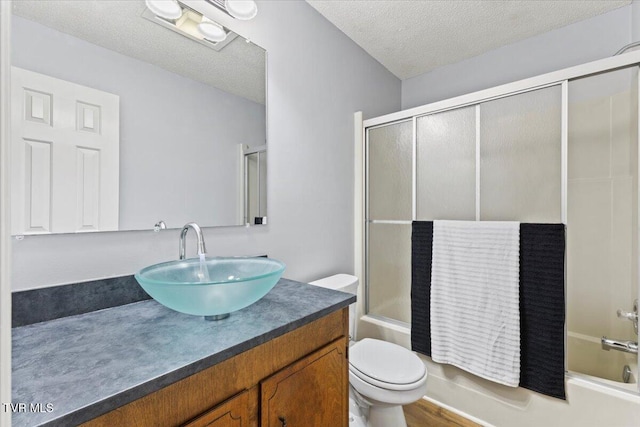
[{"xmin": 12, "ymin": 279, "xmax": 354, "ymax": 426}]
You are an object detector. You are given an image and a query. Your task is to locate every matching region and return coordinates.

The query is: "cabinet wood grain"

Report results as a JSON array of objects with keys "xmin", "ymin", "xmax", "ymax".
[
  {"xmin": 184, "ymin": 390, "xmax": 250, "ymax": 427},
  {"xmin": 261, "ymin": 339, "xmax": 348, "ymax": 427}
]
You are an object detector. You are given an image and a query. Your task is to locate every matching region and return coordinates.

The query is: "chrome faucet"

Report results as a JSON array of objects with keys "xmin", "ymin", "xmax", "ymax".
[
  {"xmin": 601, "ymin": 299, "xmax": 638, "ymax": 355},
  {"xmin": 601, "ymin": 337, "xmax": 638, "ymax": 354},
  {"xmin": 179, "ymin": 223, "xmax": 207, "ymax": 260}
]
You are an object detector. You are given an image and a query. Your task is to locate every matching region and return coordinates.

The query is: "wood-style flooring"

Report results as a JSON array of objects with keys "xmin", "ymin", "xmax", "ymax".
[{"xmin": 404, "ymin": 398, "xmax": 482, "ymax": 427}]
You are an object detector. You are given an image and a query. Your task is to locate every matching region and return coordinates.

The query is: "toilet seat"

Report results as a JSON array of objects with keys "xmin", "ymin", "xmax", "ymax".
[
  {"xmin": 349, "ymin": 338, "xmax": 426, "ymax": 391},
  {"xmin": 349, "ymin": 368, "xmax": 428, "ymax": 406}
]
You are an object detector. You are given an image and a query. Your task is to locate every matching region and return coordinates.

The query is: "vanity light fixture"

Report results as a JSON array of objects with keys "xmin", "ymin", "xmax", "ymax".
[
  {"xmin": 145, "ymin": 0, "xmax": 183, "ymax": 21},
  {"xmin": 197, "ymin": 16, "xmax": 228, "ymax": 43},
  {"xmin": 143, "ymin": 1, "xmax": 238, "ymax": 51}
]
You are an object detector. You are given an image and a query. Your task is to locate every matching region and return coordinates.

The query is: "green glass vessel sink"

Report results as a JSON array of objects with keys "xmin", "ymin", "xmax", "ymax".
[{"xmin": 135, "ymin": 257, "xmax": 286, "ymax": 319}]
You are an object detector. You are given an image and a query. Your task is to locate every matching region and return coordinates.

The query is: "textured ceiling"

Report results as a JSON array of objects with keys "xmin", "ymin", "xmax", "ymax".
[
  {"xmin": 307, "ymin": 0, "xmax": 631, "ymax": 80},
  {"xmin": 12, "ymin": 0, "xmax": 265, "ymax": 104}
]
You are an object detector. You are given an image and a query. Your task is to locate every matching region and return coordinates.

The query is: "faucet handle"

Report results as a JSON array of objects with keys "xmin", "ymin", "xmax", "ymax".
[
  {"xmin": 617, "ymin": 299, "xmax": 638, "ymax": 335},
  {"xmin": 617, "ymin": 309, "xmax": 638, "ymax": 321},
  {"xmin": 617, "ymin": 299, "xmax": 638, "ymax": 320}
]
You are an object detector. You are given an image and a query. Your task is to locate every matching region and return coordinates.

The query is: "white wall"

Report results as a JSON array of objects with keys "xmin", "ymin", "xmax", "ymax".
[
  {"xmin": 402, "ymin": 4, "xmax": 634, "ymax": 109},
  {"xmin": 11, "ymin": 0, "xmax": 401, "ymax": 290},
  {"xmin": 12, "ymin": 15, "xmax": 266, "ymax": 230}
]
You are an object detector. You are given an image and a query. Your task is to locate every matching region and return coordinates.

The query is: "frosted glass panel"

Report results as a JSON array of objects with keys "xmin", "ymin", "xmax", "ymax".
[
  {"xmin": 567, "ymin": 67, "xmax": 638, "ymax": 383},
  {"xmin": 416, "ymin": 107, "xmax": 476, "ymax": 220},
  {"xmin": 368, "ymin": 223, "xmax": 411, "ymax": 323},
  {"xmin": 569, "ymin": 68, "xmax": 638, "ymax": 180},
  {"xmin": 480, "ymin": 86, "xmax": 562, "ymax": 222},
  {"xmin": 368, "ymin": 121, "xmax": 412, "ymax": 220}
]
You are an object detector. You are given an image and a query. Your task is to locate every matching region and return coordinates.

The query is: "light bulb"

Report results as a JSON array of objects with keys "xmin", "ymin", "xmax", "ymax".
[
  {"xmin": 224, "ymin": 0, "xmax": 258, "ymax": 21},
  {"xmin": 198, "ymin": 16, "xmax": 227, "ymax": 43},
  {"xmin": 145, "ymin": 0, "xmax": 183, "ymax": 20}
]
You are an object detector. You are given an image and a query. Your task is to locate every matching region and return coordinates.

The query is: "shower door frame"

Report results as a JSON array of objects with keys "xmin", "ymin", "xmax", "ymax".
[
  {"xmin": 357, "ymin": 49, "xmax": 640, "ymax": 393},
  {"xmin": 243, "ymin": 144, "xmax": 267, "ymax": 225}
]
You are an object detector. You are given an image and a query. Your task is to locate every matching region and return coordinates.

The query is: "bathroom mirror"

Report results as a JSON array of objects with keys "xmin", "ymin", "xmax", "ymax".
[{"xmin": 10, "ymin": 0, "xmax": 267, "ymax": 235}]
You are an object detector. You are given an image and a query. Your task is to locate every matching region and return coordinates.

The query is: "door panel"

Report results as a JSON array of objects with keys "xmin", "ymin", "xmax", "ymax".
[{"xmin": 11, "ymin": 67, "xmax": 119, "ymax": 234}]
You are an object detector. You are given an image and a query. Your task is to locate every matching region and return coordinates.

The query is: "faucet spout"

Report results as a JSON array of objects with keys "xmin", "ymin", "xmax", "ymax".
[
  {"xmin": 601, "ymin": 336, "xmax": 638, "ymax": 354},
  {"xmin": 179, "ymin": 223, "xmax": 207, "ymax": 260}
]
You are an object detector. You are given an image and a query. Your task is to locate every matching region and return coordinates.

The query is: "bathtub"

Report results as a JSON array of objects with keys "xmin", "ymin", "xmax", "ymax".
[
  {"xmin": 359, "ymin": 315, "xmax": 640, "ymax": 426},
  {"xmin": 567, "ymin": 331, "xmax": 638, "ymax": 392},
  {"xmin": 358, "ymin": 315, "xmax": 640, "ymax": 427}
]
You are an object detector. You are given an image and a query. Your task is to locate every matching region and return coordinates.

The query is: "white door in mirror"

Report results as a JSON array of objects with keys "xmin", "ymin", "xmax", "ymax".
[{"xmin": 11, "ymin": 67, "xmax": 120, "ymax": 234}]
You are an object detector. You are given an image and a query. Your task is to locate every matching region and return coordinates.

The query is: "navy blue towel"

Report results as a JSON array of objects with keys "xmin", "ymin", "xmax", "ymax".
[
  {"xmin": 411, "ymin": 221, "xmax": 433, "ymax": 357},
  {"xmin": 411, "ymin": 221, "xmax": 566, "ymax": 400}
]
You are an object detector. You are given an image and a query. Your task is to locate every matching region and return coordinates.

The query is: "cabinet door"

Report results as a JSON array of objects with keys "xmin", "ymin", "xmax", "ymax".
[
  {"xmin": 183, "ymin": 389, "xmax": 250, "ymax": 427},
  {"xmin": 260, "ymin": 339, "xmax": 347, "ymax": 427}
]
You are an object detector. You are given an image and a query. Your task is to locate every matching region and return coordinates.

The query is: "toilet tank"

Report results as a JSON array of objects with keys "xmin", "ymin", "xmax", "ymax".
[{"xmin": 308, "ymin": 274, "xmax": 358, "ymax": 341}]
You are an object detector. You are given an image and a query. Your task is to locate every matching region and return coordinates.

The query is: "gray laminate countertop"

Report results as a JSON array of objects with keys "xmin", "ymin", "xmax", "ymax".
[{"xmin": 12, "ymin": 279, "xmax": 355, "ymax": 427}]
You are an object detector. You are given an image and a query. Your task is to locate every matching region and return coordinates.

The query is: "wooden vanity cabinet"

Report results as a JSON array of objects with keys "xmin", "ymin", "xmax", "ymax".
[
  {"xmin": 183, "ymin": 390, "xmax": 251, "ymax": 427},
  {"xmin": 261, "ymin": 340, "xmax": 347, "ymax": 427},
  {"xmin": 82, "ymin": 308, "xmax": 349, "ymax": 427}
]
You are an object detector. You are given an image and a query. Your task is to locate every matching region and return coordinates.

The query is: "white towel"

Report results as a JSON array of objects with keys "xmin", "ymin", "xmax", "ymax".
[{"xmin": 430, "ymin": 220, "xmax": 521, "ymax": 387}]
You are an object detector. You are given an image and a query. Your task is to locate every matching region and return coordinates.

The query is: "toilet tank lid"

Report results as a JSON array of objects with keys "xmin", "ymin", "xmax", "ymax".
[{"xmin": 308, "ymin": 274, "xmax": 358, "ymax": 290}]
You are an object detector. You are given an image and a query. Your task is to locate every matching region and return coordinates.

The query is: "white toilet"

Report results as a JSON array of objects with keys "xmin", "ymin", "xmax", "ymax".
[{"xmin": 309, "ymin": 274, "xmax": 427, "ymax": 427}]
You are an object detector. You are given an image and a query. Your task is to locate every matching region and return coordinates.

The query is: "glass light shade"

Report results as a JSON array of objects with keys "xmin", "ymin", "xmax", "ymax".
[
  {"xmin": 145, "ymin": 0, "xmax": 183, "ymax": 20},
  {"xmin": 198, "ymin": 17, "xmax": 227, "ymax": 42},
  {"xmin": 224, "ymin": 0, "xmax": 258, "ymax": 20}
]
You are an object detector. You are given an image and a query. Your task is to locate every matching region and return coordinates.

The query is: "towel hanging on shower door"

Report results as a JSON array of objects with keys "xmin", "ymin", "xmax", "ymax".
[
  {"xmin": 430, "ymin": 220, "xmax": 521, "ymax": 387},
  {"xmin": 411, "ymin": 221, "xmax": 566, "ymax": 399}
]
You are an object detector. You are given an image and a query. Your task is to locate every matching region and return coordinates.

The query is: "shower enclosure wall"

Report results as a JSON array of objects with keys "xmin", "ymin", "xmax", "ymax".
[{"xmin": 362, "ymin": 61, "xmax": 640, "ymax": 394}]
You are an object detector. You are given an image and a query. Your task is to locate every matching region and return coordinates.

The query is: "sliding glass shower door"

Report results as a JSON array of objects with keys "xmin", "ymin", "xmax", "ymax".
[
  {"xmin": 364, "ymin": 63, "xmax": 640, "ymax": 394},
  {"xmin": 367, "ymin": 120, "xmax": 413, "ymax": 323},
  {"xmin": 366, "ymin": 85, "xmax": 563, "ymax": 324}
]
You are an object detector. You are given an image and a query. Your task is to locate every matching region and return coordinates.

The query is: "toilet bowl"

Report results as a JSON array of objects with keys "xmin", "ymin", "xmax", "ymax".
[{"xmin": 309, "ymin": 274, "xmax": 427, "ymax": 427}]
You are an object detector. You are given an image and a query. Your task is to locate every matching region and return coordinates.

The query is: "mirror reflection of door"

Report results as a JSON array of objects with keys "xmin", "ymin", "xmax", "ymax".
[
  {"xmin": 244, "ymin": 146, "xmax": 266, "ymax": 225},
  {"xmin": 11, "ymin": 0, "xmax": 267, "ymax": 232},
  {"xmin": 11, "ymin": 67, "xmax": 120, "ymax": 235}
]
